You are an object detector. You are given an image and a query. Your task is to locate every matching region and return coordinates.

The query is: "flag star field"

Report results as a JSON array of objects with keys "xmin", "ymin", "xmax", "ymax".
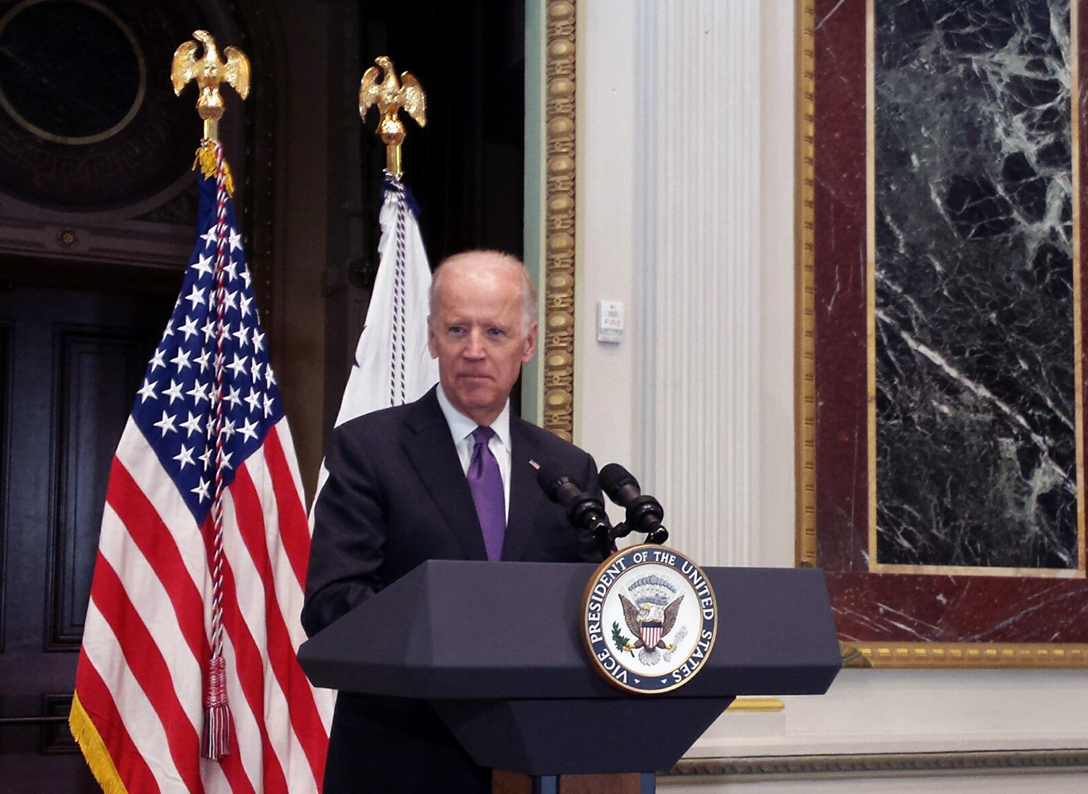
[{"xmin": 132, "ymin": 188, "xmax": 283, "ymax": 522}]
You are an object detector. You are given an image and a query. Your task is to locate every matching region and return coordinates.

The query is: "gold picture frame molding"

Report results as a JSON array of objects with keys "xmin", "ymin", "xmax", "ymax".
[
  {"xmin": 666, "ymin": 749, "xmax": 1088, "ymax": 781},
  {"xmin": 842, "ymin": 640, "xmax": 1088, "ymax": 669},
  {"xmin": 795, "ymin": 0, "xmax": 1088, "ymax": 667},
  {"xmin": 795, "ymin": 0, "xmax": 818, "ymax": 569},
  {"xmin": 541, "ymin": 0, "xmax": 577, "ymax": 442}
]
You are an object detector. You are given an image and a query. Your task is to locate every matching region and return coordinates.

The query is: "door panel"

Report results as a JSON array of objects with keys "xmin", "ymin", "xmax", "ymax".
[
  {"xmin": 50, "ymin": 326, "xmax": 152, "ymax": 649},
  {"xmin": 0, "ymin": 283, "xmax": 172, "ymax": 792}
]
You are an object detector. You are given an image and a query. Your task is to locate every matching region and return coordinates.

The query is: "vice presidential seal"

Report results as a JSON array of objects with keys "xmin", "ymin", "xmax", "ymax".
[{"xmin": 581, "ymin": 544, "xmax": 718, "ymax": 694}]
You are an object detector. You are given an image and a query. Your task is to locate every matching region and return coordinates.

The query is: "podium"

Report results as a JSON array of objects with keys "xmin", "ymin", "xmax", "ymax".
[{"xmin": 298, "ymin": 560, "xmax": 841, "ymax": 791}]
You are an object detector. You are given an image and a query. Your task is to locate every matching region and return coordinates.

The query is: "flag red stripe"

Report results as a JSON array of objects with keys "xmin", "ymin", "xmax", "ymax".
[
  {"xmin": 90, "ymin": 552, "xmax": 204, "ymax": 794},
  {"xmin": 217, "ymin": 549, "xmax": 291, "ymax": 794},
  {"xmin": 262, "ymin": 425, "xmax": 311, "ymax": 588},
  {"xmin": 75, "ymin": 647, "xmax": 163, "ymax": 794},
  {"xmin": 106, "ymin": 458, "xmax": 210, "ymax": 664},
  {"xmin": 232, "ymin": 464, "xmax": 329, "ymax": 783}
]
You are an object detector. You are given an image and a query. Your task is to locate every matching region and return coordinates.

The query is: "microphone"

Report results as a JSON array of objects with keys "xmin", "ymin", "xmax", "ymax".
[
  {"xmin": 536, "ymin": 462, "xmax": 613, "ymax": 556},
  {"xmin": 598, "ymin": 463, "xmax": 669, "ymax": 544}
]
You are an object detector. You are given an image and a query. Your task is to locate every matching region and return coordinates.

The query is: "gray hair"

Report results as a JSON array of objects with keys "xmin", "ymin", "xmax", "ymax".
[{"xmin": 429, "ymin": 250, "xmax": 537, "ymax": 335}]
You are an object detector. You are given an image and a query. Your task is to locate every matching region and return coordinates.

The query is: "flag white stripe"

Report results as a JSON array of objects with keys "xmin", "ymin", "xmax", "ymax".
[
  {"xmin": 273, "ymin": 420, "xmax": 308, "ymax": 507},
  {"xmin": 200, "ymin": 760, "xmax": 232, "ymax": 794},
  {"xmin": 221, "ymin": 486, "xmax": 269, "ymax": 648},
  {"xmin": 82, "ymin": 599, "xmax": 191, "ymax": 792},
  {"xmin": 114, "ymin": 420, "xmax": 212, "ymax": 593},
  {"xmin": 218, "ymin": 633, "xmax": 262, "ymax": 794},
  {"xmin": 210, "ymin": 513, "xmax": 297, "ymax": 794},
  {"xmin": 219, "ymin": 469, "xmax": 321, "ymax": 793},
  {"xmin": 238, "ymin": 447, "xmax": 307, "ymax": 644},
  {"xmin": 215, "ymin": 489, "xmax": 285, "ymax": 793},
  {"xmin": 97, "ymin": 502, "xmax": 204, "ymax": 729}
]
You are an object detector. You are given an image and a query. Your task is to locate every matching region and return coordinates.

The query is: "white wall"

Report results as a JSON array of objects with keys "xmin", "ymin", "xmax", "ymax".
[{"xmin": 573, "ymin": 0, "xmax": 1088, "ymax": 789}]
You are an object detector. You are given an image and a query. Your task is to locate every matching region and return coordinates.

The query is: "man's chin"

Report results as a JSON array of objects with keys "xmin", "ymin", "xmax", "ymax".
[
  {"xmin": 447, "ymin": 385, "xmax": 501, "ymax": 415},
  {"xmin": 454, "ymin": 377, "xmax": 496, "ymax": 398}
]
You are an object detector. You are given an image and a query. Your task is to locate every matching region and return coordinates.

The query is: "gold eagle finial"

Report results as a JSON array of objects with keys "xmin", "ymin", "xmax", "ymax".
[
  {"xmin": 171, "ymin": 30, "xmax": 250, "ymax": 141},
  {"xmin": 359, "ymin": 56, "xmax": 426, "ymax": 178}
]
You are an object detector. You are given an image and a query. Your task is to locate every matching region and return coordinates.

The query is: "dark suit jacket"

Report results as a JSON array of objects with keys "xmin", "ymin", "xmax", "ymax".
[{"xmin": 302, "ymin": 387, "xmax": 604, "ymax": 793}]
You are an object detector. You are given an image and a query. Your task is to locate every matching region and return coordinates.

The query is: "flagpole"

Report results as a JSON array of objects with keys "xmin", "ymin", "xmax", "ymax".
[
  {"xmin": 309, "ymin": 57, "xmax": 438, "ymax": 509},
  {"xmin": 171, "ymin": 29, "xmax": 253, "ymax": 761}
]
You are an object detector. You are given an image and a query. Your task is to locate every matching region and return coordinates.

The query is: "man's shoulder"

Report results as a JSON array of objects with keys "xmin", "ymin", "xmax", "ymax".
[{"xmin": 512, "ymin": 415, "xmax": 592, "ymax": 461}]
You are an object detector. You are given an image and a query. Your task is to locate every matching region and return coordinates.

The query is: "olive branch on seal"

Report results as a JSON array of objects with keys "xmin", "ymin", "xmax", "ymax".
[{"xmin": 611, "ymin": 621, "xmax": 634, "ymax": 655}]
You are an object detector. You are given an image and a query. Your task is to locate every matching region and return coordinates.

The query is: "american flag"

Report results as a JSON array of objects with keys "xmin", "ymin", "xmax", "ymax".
[{"xmin": 70, "ymin": 141, "xmax": 333, "ymax": 794}]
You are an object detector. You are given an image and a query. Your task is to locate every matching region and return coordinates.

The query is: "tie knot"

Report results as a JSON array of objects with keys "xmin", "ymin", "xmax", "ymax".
[{"xmin": 472, "ymin": 425, "xmax": 494, "ymax": 446}]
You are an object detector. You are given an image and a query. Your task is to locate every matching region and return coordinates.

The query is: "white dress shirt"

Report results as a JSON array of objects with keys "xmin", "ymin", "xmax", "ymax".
[{"xmin": 435, "ymin": 384, "xmax": 512, "ymax": 521}]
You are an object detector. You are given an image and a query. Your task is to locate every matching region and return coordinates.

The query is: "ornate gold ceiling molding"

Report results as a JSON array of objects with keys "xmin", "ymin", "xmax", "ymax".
[{"xmin": 542, "ymin": 0, "xmax": 576, "ymax": 442}]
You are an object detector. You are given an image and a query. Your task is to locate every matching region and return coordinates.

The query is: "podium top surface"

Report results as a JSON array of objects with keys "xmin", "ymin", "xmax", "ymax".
[{"xmin": 298, "ymin": 560, "xmax": 841, "ymax": 700}]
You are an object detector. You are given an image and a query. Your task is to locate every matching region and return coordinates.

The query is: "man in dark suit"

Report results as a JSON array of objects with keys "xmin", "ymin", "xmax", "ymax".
[{"xmin": 302, "ymin": 250, "xmax": 605, "ymax": 793}]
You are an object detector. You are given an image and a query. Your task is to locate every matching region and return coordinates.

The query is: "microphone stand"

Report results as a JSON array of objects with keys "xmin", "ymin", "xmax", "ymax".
[{"xmin": 607, "ymin": 518, "xmax": 669, "ymax": 547}]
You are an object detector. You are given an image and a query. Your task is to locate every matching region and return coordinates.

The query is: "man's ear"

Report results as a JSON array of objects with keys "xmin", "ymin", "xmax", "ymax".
[
  {"xmin": 521, "ymin": 321, "xmax": 538, "ymax": 363},
  {"xmin": 427, "ymin": 317, "xmax": 438, "ymax": 358}
]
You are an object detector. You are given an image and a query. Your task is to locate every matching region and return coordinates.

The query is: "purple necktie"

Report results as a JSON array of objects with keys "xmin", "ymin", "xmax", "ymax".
[{"xmin": 467, "ymin": 426, "xmax": 505, "ymax": 561}]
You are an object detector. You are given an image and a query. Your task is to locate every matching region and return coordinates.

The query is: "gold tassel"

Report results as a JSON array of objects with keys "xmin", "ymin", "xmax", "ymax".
[
  {"xmin": 68, "ymin": 693, "xmax": 131, "ymax": 794},
  {"xmin": 192, "ymin": 140, "xmax": 235, "ymax": 197}
]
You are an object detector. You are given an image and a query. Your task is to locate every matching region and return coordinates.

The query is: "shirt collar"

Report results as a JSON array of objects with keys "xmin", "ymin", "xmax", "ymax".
[{"xmin": 435, "ymin": 383, "xmax": 512, "ymax": 452}]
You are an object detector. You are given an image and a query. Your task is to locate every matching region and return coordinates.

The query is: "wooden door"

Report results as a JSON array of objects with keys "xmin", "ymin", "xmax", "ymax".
[{"xmin": 0, "ymin": 281, "xmax": 173, "ymax": 792}]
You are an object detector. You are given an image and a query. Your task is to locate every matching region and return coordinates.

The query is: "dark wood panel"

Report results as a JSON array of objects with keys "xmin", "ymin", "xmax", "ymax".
[
  {"xmin": 47, "ymin": 328, "xmax": 148, "ymax": 650},
  {"xmin": 0, "ymin": 284, "xmax": 171, "ymax": 774},
  {"xmin": 0, "ymin": 322, "xmax": 9, "ymax": 654},
  {"xmin": 493, "ymin": 772, "xmax": 642, "ymax": 794},
  {"xmin": 40, "ymin": 694, "xmax": 77, "ymax": 755}
]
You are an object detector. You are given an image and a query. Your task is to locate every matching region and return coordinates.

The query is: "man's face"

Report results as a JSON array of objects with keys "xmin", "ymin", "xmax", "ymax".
[{"xmin": 428, "ymin": 257, "xmax": 537, "ymax": 427}]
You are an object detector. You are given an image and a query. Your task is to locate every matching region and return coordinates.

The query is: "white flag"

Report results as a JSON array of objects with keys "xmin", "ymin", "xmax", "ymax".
[
  {"xmin": 312, "ymin": 178, "xmax": 439, "ymax": 501},
  {"xmin": 337, "ymin": 178, "xmax": 438, "ymax": 425}
]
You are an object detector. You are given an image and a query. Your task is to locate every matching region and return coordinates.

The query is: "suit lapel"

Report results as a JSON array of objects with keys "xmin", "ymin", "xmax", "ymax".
[
  {"xmin": 402, "ymin": 390, "xmax": 489, "ymax": 561},
  {"xmin": 501, "ymin": 418, "xmax": 548, "ymax": 561}
]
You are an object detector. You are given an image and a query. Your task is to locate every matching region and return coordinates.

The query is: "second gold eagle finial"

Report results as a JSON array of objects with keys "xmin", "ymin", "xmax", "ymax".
[
  {"xmin": 359, "ymin": 56, "xmax": 426, "ymax": 178},
  {"xmin": 171, "ymin": 30, "xmax": 250, "ymax": 141}
]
